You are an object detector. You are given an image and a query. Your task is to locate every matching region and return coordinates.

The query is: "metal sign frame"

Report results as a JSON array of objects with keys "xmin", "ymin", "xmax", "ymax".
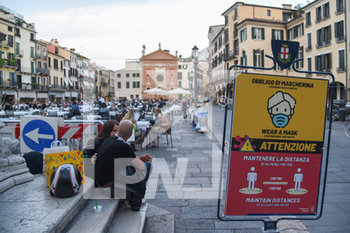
[{"xmin": 217, "ymin": 56, "xmax": 335, "ymax": 231}]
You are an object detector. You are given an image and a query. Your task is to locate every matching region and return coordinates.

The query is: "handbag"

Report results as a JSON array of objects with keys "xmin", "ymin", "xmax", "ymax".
[
  {"xmin": 44, "ymin": 150, "xmax": 85, "ymax": 189},
  {"xmin": 43, "ymin": 141, "xmax": 70, "ymax": 177}
]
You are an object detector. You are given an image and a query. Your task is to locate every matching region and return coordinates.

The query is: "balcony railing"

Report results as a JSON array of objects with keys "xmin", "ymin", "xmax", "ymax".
[
  {"xmin": 35, "ymin": 54, "xmax": 47, "ymax": 60},
  {"xmin": 305, "ymin": 45, "xmax": 312, "ymax": 51},
  {"xmin": 316, "ymin": 41, "xmax": 331, "ymax": 49},
  {"xmin": 0, "ymin": 81, "xmax": 17, "ymax": 88},
  {"xmin": 17, "ymin": 66, "xmax": 33, "ymax": 73},
  {"xmin": 16, "ymin": 49, "xmax": 23, "ymax": 57},
  {"xmin": 36, "ymin": 68, "xmax": 50, "ymax": 75},
  {"xmin": 223, "ymin": 50, "xmax": 239, "ymax": 61},
  {"xmin": 0, "ymin": 58, "xmax": 17, "ymax": 68},
  {"xmin": 51, "ymin": 85, "xmax": 66, "ymax": 91},
  {"xmin": 0, "ymin": 41, "xmax": 10, "ymax": 48}
]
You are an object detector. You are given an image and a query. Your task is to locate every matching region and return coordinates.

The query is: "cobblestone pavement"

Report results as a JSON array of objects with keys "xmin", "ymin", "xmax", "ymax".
[{"xmin": 140, "ymin": 103, "xmax": 350, "ymax": 233}]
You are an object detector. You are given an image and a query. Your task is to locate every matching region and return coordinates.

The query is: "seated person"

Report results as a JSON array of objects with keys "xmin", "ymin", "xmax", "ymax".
[
  {"xmin": 122, "ymin": 106, "xmax": 143, "ymax": 151},
  {"xmin": 83, "ymin": 120, "xmax": 119, "ymax": 159},
  {"xmin": 98, "ymin": 102, "xmax": 110, "ymax": 119},
  {"xmin": 70, "ymin": 101, "xmax": 81, "ymax": 116},
  {"xmin": 119, "ymin": 103, "xmax": 127, "ymax": 117},
  {"xmin": 148, "ymin": 107, "xmax": 170, "ymax": 148},
  {"xmin": 110, "ymin": 102, "xmax": 118, "ymax": 111},
  {"xmin": 95, "ymin": 120, "xmax": 152, "ymax": 211}
]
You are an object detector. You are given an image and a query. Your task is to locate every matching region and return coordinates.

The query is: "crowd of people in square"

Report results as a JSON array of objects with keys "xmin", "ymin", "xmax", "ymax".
[
  {"xmin": 79, "ymin": 97, "xmax": 177, "ymax": 210},
  {"xmin": 1, "ymin": 96, "xmax": 190, "ymax": 210}
]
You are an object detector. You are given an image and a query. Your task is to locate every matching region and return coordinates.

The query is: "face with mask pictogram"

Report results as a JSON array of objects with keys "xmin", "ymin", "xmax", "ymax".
[{"xmin": 268, "ymin": 91, "xmax": 296, "ymax": 128}]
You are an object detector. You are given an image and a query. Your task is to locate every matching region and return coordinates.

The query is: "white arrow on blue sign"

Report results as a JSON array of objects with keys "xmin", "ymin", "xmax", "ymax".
[{"xmin": 22, "ymin": 119, "xmax": 56, "ymax": 152}]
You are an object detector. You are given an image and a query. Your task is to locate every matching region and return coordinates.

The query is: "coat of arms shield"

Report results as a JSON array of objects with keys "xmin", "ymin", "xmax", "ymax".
[{"xmin": 271, "ymin": 40, "xmax": 299, "ymax": 70}]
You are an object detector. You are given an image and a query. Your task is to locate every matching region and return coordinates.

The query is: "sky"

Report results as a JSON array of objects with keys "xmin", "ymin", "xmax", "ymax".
[{"xmin": 2, "ymin": 0, "xmax": 308, "ymax": 71}]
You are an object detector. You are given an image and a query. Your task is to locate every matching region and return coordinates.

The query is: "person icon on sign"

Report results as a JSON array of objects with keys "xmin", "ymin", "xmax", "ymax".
[
  {"xmin": 294, "ymin": 168, "xmax": 303, "ymax": 191},
  {"xmin": 247, "ymin": 167, "xmax": 257, "ymax": 191}
]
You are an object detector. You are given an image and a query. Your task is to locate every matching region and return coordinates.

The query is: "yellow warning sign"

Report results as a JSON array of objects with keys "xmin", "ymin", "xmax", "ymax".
[
  {"xmin": 240, "ymin": 138, "xmax": 255, "ymax": 152},
  {"xmin": 232, "ymin": 73, "xmax": 328, "ymax": 141}
]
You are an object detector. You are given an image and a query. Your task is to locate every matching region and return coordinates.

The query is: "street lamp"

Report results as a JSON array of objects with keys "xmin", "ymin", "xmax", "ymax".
[
  {"xmin": 48, "ymin": 84, "xmax": 52, "ymax": 103},
  {"xmin": 192, "ymin": 45, "xmax": 199, "ymax": 107}
]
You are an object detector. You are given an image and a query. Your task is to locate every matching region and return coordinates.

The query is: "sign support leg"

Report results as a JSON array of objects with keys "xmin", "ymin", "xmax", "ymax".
[{"xmin": 261, "ymin": 221, "xmax": 279, "ymax": 233}]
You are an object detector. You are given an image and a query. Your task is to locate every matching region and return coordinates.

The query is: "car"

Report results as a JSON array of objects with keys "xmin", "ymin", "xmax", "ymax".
[
  {"xmin": 203, "ymin": 97, "xmax": 211, "ymax": 103},
  {"xmin": 346, "ymin": 102, "xmax": 350, "ymax": 111}
]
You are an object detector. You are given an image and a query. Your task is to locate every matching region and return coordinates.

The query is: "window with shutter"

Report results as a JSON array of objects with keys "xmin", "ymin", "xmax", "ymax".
[
  {"xmin": 338, "ymin": 50, "xmax": 345, "ymax": 70},
  {"xmin": 321, "ymin": 28, "xmax": 325, "ymax": 45},
  {"xmin": 327, "ymin": 53, "xmax": 331, "ymax": 70},
  {"xmin": 252, "ymin": 27, "xmax": 256, "ymax": 39},
  {"xmin": 301, "ymin": 23, "xmax": 304, "ymax": 36},
  {"xmin": 287, "ymin": 29, "xmax": 291, "ymax": 40},
  {"xmin": 253, "ymin": 50, "xmax": 256, "ymax": 66},
  {"xmin": 321, "ymin": 55, "xmax": 325, "ymax": 71},
  {"xmin": 261, "ymin": 28, "xmax": 265, "ymax": 40},
  {"xmin": 307, "ymin": 57, "xmax": 312, "ymax": 71}
]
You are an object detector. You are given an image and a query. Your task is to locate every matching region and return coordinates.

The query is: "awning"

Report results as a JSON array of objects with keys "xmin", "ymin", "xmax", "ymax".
[
  {"xmin": 52, "ymin": 92, "xmax": 64, "ymax": 98},
  {"xmin": 83, "ymin": 70, "xmax": 89, "ymax": 77},
  {"xmin": 64, "ymin": 78, "xmax": 69, "ymax": 85},
  {"xmin": 68, "ymin": 80, "xmax": 73, "ymax": 86},
  {"xmin": 2, "ymin": 90, "xmax": 16, "ymax": 95},
  {"xmin": 37, "ymin": 93, "xmax": 48, "ymax": 98},
  {"xmin": 19, "ymin": 91, "xmax": 36, "ymax": 98},
  {"xmin": 83, "ymin": 81, "xmax": 90, "ymax": 87},
  {"xmin": 71, "ymin": 92, "xmax": 79, "ymax": 97},
  {"xmin": 89, "ymin": 83, "xmax": 95, "ymax": 88}
]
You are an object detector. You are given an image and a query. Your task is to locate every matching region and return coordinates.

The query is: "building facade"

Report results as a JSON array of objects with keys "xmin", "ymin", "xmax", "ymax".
[
  {"xmin": 209, "ymin": 0, "xmax": 348, "ymax": 101},
  {"xmin": 94, "ymin": 65, "xmax": 112, "ymax": 101},
  {"xmin": 208, "ymin": 25, "xmax": 225, "ymax": 101},
  {"xmin": 0, "ymin": 7, "xmax": 22, "ymax": 104},
  {"xmin": 114, "ymin": 59, "xmax": 142, "ymax": 101},
  {"xmin": 46, "ymin": 42, "xmax": 65, "ymax": 102},
  {"xmin": 304, "ymin": 0, "xmax": 347, "ymax": 100},
  {"xmin": 177, "ymin": 57, "xmax": 193, "ymax": 91},
  {"xmin": 35, "ymin": 39, "xmax": 49, "ymax": 102},
  {"xmin": 0, "ymin": 6, "xmax": 116, "ymax": 105},
  {"xmin": 222, "ymin": 3, "xmax": 294, "ymax": 69},
  {"xmin": 140, "ymin": 46, "xmax": 178, "ymax": 99},
  {"xmin": 14, "ymin": 16, "xmax": 36, "ymax": 103}
]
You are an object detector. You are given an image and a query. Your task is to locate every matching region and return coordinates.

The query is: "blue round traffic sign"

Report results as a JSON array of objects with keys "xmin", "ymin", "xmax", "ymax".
[{"xmin": 22, "ymin": 120, "xmax": 56, "ymax": 152}]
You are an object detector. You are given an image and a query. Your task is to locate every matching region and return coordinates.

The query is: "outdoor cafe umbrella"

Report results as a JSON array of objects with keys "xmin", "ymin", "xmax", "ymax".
[
  {"xmin": 143, "ymin": 87, "xmax": 169, "ymax": 98},
  {"xmin": 168, "ymin": 88, "xmax": 191, "ymax": 95}
]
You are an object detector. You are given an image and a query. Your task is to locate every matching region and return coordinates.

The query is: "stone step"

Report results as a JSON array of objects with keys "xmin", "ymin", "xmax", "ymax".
[
  {"xmin": 144, "ymin": 204, "xmax": 175, "ymax": 233},
  {"xmin": 107, "ymin": 203, "xmax": 148, "ymax": 233},
  {"xmin": 0, "ymin": 175, "xmax": 87, "ymax": 233},
  {"xmin": 64, "ymin": 199, "xmax": 120, "ymax": 233}
]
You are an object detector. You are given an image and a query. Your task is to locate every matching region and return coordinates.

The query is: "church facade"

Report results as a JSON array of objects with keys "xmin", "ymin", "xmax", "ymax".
[{"xmin": 140, "ymin": 44, "xmax": 178, "ymax": 99}]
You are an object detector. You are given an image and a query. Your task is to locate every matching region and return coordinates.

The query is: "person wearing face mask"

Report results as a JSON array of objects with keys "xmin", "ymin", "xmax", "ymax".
[
  {"xmin": 268, "ymin": 91, "xmax": 296, "ymax": 128},
  {"xmin": 83, "ymin": 120, "xmax": 119, "ymax": 163}
]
